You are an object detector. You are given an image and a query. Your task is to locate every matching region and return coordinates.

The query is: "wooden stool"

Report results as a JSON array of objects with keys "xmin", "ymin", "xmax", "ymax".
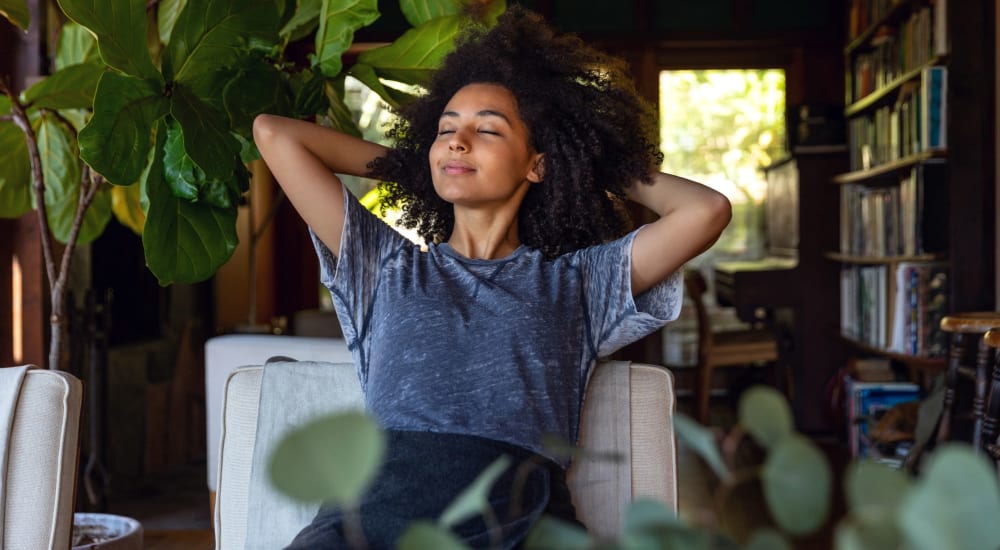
[
  {"xmin": 982, "ymin": 329, "xmax": 1000, "ymax": 461},
  {"xmin": 936, "ymin": 313, "xmax": 1000, "ymax": 451}
]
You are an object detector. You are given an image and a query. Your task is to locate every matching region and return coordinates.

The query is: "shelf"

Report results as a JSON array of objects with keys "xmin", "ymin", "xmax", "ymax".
[
  {"xmin": 845, "ymin": 57, "xmax": 945, "ymax": 117},
  {"xmin": 844, "ymin": 0, "xmax": 923, "ymax": 55},
  {"xmin": 826, "ymin": 252, "xmax": 946, "ymax": 264},
  {"xmin": 832, "ymin": 149, "xmax": 947, "ymax": 184},
  {"xmin": 841, "ymin": 335, "xmax": 946, "ymax": 372}
]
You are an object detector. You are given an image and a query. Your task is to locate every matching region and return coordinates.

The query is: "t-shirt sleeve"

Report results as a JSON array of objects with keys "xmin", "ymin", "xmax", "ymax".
[
  {"xmin": 309, "ymin": 187, "xmax": 409, "ymax": 383},
  {"xmin": 569, "ymin": 226, "xmax": 684, "ymax": 359}
]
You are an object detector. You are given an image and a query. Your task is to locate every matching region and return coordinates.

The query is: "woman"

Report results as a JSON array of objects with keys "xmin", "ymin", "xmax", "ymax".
[{"xmin": 253, "ymin": 7, "xmax": 731, "ymax": 549}]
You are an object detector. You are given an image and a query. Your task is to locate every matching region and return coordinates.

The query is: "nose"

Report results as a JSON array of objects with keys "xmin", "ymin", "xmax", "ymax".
[{"xmin": 448, "ymin": 131, "xmax": 468, "ymax": 152}]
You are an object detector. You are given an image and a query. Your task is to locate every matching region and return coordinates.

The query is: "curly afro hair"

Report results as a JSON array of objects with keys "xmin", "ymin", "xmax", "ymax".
[{"xmin": 368, "ymin": 6, "xmax": 663, "ymax": 258}]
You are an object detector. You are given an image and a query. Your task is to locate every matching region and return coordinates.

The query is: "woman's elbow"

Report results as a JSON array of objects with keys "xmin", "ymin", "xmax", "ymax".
[{"xmin": 706, "ymin": 189, "xmax": 733, "ymax": 234}]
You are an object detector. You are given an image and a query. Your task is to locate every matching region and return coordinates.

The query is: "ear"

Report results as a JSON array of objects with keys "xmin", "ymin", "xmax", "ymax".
[{"xmin": 526, "ymin": 153, "xmax": 545, "ymax": 183}]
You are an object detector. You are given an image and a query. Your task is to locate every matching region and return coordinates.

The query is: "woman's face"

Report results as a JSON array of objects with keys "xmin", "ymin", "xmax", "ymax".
[{"xmin": 428, "ymin": 83, "xmax": 543, "ymax": 208}]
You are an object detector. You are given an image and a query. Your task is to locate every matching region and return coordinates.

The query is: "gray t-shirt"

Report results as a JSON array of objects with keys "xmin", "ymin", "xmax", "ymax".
[{"xmin": 312, "ymin": 188, "xmax": 683, "ymax": 461}]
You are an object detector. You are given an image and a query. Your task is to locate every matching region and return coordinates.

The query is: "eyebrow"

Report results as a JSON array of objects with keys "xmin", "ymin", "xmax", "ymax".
[{"xmin": 439, "ymin": 109, "xmax": 513, "ymax": 125}]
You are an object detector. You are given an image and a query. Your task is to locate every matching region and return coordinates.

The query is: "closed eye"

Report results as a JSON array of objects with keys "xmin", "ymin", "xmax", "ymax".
[
  {"xmin": 437, "ymin": 129, "xmax": 455, "ymax": 136},
  {"xmin": 478, "ymin": 129, "xmax": 500, "ymax": 136}
]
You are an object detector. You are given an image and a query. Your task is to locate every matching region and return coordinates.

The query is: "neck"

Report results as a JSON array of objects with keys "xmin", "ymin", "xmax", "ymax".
[{"xmin": 447, "ymin": 205, "xmax": 522, "ymax": 260}]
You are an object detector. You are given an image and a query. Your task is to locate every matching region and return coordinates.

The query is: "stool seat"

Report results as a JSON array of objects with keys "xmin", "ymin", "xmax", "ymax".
[
  {"xmin": 940, "ymin": 312, "xmax": 1000, "ymax": 333},
  {"xmin": 985, "ymin": 330, "xmax": 1000, "ymax": 349}
]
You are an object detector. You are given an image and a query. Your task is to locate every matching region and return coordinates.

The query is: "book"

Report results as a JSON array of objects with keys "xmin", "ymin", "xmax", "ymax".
[{"xmin": 845, "ymin": 378, "xmax": 921, "ymax": 459}]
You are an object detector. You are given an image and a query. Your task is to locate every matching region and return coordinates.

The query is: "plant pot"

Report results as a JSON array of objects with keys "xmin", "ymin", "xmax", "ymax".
[{"xmin": 71, "ymin": 513, "xmax": 143, "ymax": 550}]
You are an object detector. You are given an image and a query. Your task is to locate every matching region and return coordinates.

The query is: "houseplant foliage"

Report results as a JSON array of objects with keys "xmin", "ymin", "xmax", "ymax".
[
  {"xmin": 0, "ymin": 0, "xmax": 503, "ymax": 367},
  {"xmin": 270, "ymin": 386, "xmax": 1000, "ymax": 549}
]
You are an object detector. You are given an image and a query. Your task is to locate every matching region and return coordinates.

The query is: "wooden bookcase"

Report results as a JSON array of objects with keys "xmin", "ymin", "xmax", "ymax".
[{"xmin": 832, "ymin": 0, "xmax": 995, "ymax": 373}]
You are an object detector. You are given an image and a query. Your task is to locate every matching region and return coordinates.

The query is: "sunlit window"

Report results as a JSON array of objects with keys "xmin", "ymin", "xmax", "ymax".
[{"xmin": 659, "ymin": 69, "xmax": 787, "ymax": 265}]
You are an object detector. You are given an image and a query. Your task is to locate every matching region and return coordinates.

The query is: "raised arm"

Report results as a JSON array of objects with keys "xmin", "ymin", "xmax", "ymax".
[
  {"xmin": 625, "ymin": 172, "xmax": 732, "ymax": 296},
  {"xmin": 252, "ymin": 114, "xmax": 388, "ymax": 255}
]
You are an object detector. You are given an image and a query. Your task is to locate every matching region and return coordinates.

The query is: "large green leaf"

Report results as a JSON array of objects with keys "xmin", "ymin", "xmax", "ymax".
[
  {"xmin": 157, "ymin": 0, "xmax": 187, "ymax": 45},
  {"xmin": 170, "ymin": 85, "xmax": 241, "ymax": 184},
  {"xmin": 313, "ymin": 0, "xmax": 380, "ymax": 78},
  {"xmin": 438, "ymin": 456, "xmax": 509, "ymax": 528},
  {"xmin": 323, "ymin": 75, "xmax": 362, "ymax": 137},
  {"xmin": 79, "ymin": 72, "xmax": 169, "ymax": 186},
  {"xmin": 163, "ymin": 118, "xmax": 245, "ymax": 209},
  {"xmin": 523, "ymin": 517, "xmax": 591, "ymax": 550},
  {"xmin": 142, "ymin": 128, "xmax": 239, "ymax": 284},
  {"xmin": 56, "ymin": 0, "xmax": 158, "ymax": 78},
  {"xmin": 22, "ymin": 64, "xmax": 103, "ymax": 111},
  {"xmin": 745, "ymin": 529, "xmax": 793, "ymax": 550},
  {"xmin": 37, "ymin": 113, "xmax": 111, "ymax": 244},
  {"xmin": 346, "ymin": 63, "xmax": 418, "ymax": 111},
  {"xmin": 399, "ymin": 0, "xmax": 464, "ymax": 26},
  {"xmin": 0, "ymin": 0, "xmax": 30, "ymax": 31},
  {"xmin": 55, "ymin": 23, "xmax": 100, "ymax": 70},
  {"xmin": 397, "ymin": 522, "xmax": 469, "ymax": 550},
  {"xmin": 268, "ymin": 410, "xmax": 385, "ymax": 504},
  {"xmin": 899, "ymin": 445, "xmax": 1000, "ymax": 550},
  {"xmin": 761, "ymin": 435, "xmax": 832, "ymax": 536},
  {"xmin": 0, "ymin": 96, "xmax": 10, "ymax": 115},
  {"xmin": 0, "ymin": 123, "xmax": 31, "ymax": 218},
  {"xmin": 222, "ymin": 57, "xmax": 290, "ymax": 135},
  {"xmin": 738, "ymin": 385, "xmax": 793, "ymax": 450},
  {"xmin": 111, "ymin": 181, "xmax": 145, "ymax": 234},
  {"xmin": 279, "ymin": 0, "xmax": 322, "ymax": 41},
  {"xmin": 164, "ymin": 0, "xmax": 280, "ymax": 99},
  {"xmin": 356, "ymin": 15, "xmax": 463, "ymax": 88},
  {"xmin": 845, "ymin": 460, "xmax": 910, "ymax": 514}
]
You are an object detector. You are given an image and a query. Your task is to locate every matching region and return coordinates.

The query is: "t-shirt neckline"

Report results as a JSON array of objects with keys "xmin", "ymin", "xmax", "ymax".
[{"xmin": 435, "ymin": 242, "xmax": 528, "ymax": 265}]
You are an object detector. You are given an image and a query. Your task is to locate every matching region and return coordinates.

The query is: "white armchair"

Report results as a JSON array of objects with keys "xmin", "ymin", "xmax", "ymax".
[
  {"xmin": 1, "ymin": 367, "xmax": 83, "ymax": 550},
  {"xmin": 213, "ymin": 360, "xmax": 677, "ymax": 548}
]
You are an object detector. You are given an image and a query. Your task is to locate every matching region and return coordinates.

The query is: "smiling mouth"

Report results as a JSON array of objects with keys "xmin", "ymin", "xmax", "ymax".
[{"xmin": 442, "ymin": 163, "xmax": 475, "ymax": 175}]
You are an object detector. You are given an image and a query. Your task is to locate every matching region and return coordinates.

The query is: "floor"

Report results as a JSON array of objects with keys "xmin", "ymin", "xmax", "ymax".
[{"xmin": 104, "ymin": 395, "xmax": 840, "ymax": 549}]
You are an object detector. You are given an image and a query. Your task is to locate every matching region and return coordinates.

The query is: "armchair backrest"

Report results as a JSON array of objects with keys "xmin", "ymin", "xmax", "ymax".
[
  {"xmin": 2, "ymin": 367, "xmax": 83, "ymax": 550},
  {"xmin": 214, "ymin": 360, "xmax": 676, "ymax": 548}
]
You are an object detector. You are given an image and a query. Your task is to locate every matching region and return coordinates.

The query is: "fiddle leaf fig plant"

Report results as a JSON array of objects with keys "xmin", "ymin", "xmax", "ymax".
[{"xmin": 0, "ymin": 0, "xmax": 503, "ymax": 368}]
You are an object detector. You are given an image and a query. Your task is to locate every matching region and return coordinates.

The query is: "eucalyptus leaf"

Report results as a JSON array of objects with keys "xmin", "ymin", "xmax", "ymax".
[
  {"xmin": 744, "ymin": 528, "xmax": 792, "ymax": 550},
  {"xmin": 223, "ymin": 57, "xmax": 290, "ymax": 135},
  {"xmin": 835, "ymin": 516, "xmax": 902, "ymax": 550},
  {"xmin": 0, "ymin": 123, "xmax": 31, "ymax": 218},
  {"xmin": 111, "ymin": 179, "xmax": 146, "ymax": 234},
  {"xmin": 523, "ymin": 516, "xmax": 592, "ymax": 550},
  {"xmin": 622, "ymin": 498, "xmax": 681, "ymax": 533},
  {"xmin": 164, "ymin": 0, "xmax": 280, "ymax": 98},
  {"xmin": 279, "ymin": 0, "xmax": 321, "ymax": 41},
  {"xmin": 0, "ymin": 0, "xmax": 30, "ymax": 31},
  {"xmin": 56, "ymin": 0, "xmax": 158, "ymax": 78},
  {"xmin": 397, "ymin": 521, "xmax": 470, "ymax": 550},
  {"xmin": 844, "ymin": 460, "xmax": 910, "ymax": 514},
  {"xmin": 738, "ymin": 385, "xmax": 794, "ymax": 449},
  {"xmin": 899, "ymin": 445, "xmax": 1000, "ymax": 550},
  {"xmin": 55, "ymin": 22, "xmax": 100, "ymax": 70},
  {"xmin": 761, "ymin": 435, "xmax": 831, "ymax": 536},
  {"xmin": 170, "ymin": 85, "xmax": 241, "ymax": 183},
  {"xmin": 22, "ymin": 64, "xmax": 103, "ymax": 111},
  {"xmin": 79, "ymin": 72, "xmax": 169, "ymax": 186},
  {"xmin": 157, "ymin": 0, "xmax": 187, "ymax": 45},
  {"xmin": 347, "ymin": 63, "xmax": 419, "ymax": 111},
  {"xmin": 399, "ymin": 0, "xmax": 464, "ymax": 26},
  {"xmin": 314, "ymin": 0, "xmax": 380, "ymax": 78},
  {"xmin": 356, "ymin": 15, "xmax": 464, "ymax": 88},
  {"xmin": 268, "ymin": 411, "xmax": 385, "ymax": 504},
  {"xmin": 674, "ymin": 413, "xmax": 730, "ymax": 481},
  {"xmin": 438, "ymin": 456, "xmax": 510, "ymax": 528},
  {"xmin": 37, "ymin": 113, "xmax": 111, "ymax": 244}
]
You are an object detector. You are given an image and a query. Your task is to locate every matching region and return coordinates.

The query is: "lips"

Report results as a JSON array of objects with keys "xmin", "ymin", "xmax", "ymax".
[{"xmin": 442, "ymin": 161, "xmax": 475, "ymax": 175}]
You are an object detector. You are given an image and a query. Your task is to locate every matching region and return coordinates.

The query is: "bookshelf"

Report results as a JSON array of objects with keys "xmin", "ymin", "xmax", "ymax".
[{"xmin": 835, "ymin": 0, "xmax": 950, "ymax": 361}]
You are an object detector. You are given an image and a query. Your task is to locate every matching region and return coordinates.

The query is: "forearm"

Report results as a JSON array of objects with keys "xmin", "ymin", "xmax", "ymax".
[
  {"xmin": 624, "ymin": 171, "xmax": 725, "ymax": 218},
  {"xmin": 253, "ymin": 114, "xmax": 388, "ymax": 177}
]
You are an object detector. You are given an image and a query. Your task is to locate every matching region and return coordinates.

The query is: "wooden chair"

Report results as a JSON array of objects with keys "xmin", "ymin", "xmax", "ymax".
[
  {"xmin": 686, "ymin": 270, "xmax": 784, "ymax": 423},
  {"xmin": 935, "ymin": 312, "xmax": 1000, "ymax": 451},
  {"xmin": 981, "ymin": 328, "xmax": 1000, "ymax": 465}
]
